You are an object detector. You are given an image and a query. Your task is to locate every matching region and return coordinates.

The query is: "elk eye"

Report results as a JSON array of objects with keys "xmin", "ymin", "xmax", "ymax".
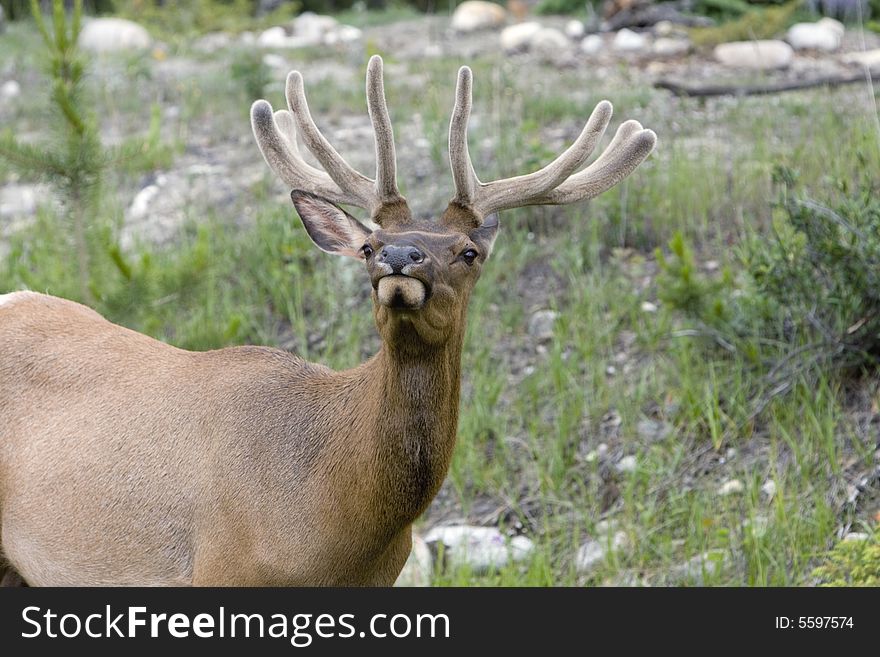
[
  {"xmin": 461, "ymin": 248, "xmax": 479, "ymax": 266},
  {"xmin": 361, "ymin": 244, "xmax": 374, "ymax": 258}
]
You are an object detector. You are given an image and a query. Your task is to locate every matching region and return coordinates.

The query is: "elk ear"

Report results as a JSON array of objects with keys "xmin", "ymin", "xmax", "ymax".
[
  {"xmin": 291, "ymin": 190, "xmax": 372, "ymax": 259},
  {"xmin": 469, "ymin": 213, "xmax": 500, "ymax": 258}
]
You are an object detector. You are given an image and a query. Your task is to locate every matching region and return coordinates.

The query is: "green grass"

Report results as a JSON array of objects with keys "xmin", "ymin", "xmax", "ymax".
[{"xmin": 2, "ymin": 18, "xmax": 879, "ymax": 586}]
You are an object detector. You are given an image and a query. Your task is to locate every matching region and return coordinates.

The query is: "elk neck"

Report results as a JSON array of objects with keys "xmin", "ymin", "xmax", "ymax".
[{"xmin": 355, "ymin": 312, "xmax": 467, "ymax": 532}]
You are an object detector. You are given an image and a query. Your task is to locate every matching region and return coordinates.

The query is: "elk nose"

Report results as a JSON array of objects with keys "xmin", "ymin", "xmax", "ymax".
[{"xmin": 379, "ymin": 245, "xmax": 424, "ymax": 273}]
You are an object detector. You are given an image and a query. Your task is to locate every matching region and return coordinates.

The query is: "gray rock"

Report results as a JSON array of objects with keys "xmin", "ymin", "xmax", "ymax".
[
  {"xmin": 672, "ymin": 550, "xmax": 728, "ymax": 584},
  {"xmin": 786, "ymin": 19, "xmax": 843, "ymax": 52},
  {"xmin": 394, "ymin": 534, "xmax": 433, "ymax": 586},
  {"xmin": 576, "ymin": 530, "xmax": 630, "ymax": 574},
  {"xmin": 761, "ymin": 479, "xmax": 777, "ymax": 501},
  {"xmin": 613, "ymin": 28, "xmax": 649, "ymax": 53},
  {"xmin": 528, "ymin": 310, "xmax": 558, "ymax": 341},
  {"xmin": 841, "ymin": 49, "xmax": 880, "ymax": 74},
  {"xmin": 531, "ymin": 27, "xmax": 569, "ymax": 57},
  {"xmin": 743, "ymin": 515, "xmax": 769, "ymax": 539},
  {"xmin": 424, "ymin": 525, "xmax": 533, "ymax": 573},
  {"xmin": 500, "ymin": 22, "xmax": 541, "ymax": 53},
  {"xmin": 652, "ymin": 37, "xmax": 690, "ymax": 57},
  {"xmin": 714, "ymin": 40, "xmax": 794, "ymax": 70},
  {"xmin": 843, "ymin": 532, "xmax": 870, "ymax": 542},
  {"xmin": 78, "ymin": 18, "xmax": 151, "ymax": 53},
  {"xmin": 636, "ymin": 418, "xmax": 671, "ymax": 443},
  {"xmin": 451, "ymin": 1, "xmax": 507, "ymax": 33}
]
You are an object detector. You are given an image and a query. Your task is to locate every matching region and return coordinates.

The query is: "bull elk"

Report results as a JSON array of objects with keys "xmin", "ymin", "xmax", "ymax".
[{"xmin": 0, "ymin": 56, "xmax": 655, "ymax": 586}]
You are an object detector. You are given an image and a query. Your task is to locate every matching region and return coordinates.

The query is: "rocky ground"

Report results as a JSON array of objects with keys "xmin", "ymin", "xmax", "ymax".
[{"xmin": 2, "ymin": 6, "xmax": 879, "ymax": 585}]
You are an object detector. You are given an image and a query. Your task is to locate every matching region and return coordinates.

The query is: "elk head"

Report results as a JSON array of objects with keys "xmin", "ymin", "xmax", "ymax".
[{"xmin": 250, "ymin": 56, "xmax": 656, "ymax": 349}]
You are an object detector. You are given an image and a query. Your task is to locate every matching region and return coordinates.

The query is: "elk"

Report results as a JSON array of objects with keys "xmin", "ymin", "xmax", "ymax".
[{"xmin": 0, "ymin": 56, "xmax": 655, "ymax": 586}]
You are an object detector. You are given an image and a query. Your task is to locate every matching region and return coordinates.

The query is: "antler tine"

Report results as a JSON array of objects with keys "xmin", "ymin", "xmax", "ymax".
[
  {"xmin": 284, "ymin": 70, "xmax": 377, "ymax": 211},
  {"xmin": 470, "ymin": 101, "xmax": 613, "ymax": 215},
  {"xmin": 251, "ymin": 101, "xmax": 361, "ymax": 206},
  {"xmin": 366, "ymin": 55, "xmax": 403, "ymax": 205},
  {"xmin": 449, "ymin": 66, "xmax": 480, "ymax": 207},
  {"xmin": 447, "ymin": 66, "xmax": 655, "ymax": 218},
  {"xmin": 535, "ymin": 123, "xmax": 657, "ymax": 206}
]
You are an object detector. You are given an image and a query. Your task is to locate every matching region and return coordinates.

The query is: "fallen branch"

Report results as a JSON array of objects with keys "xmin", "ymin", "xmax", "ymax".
[{"xmin": 654, "ymin": 72, "xmax": 870, "ymax": 98}]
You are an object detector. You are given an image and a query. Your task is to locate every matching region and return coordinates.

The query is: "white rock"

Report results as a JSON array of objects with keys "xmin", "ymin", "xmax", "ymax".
[
  {"xmin": 612, "ymin": 28, "xmax": 648, "ymax": 53},
  {"xmin": 528, "ymin": 309, "xmax": 558, "ymax": 341},
  {"xmin": 652, "ymin": 37, "xmax": 690, "ymax": 57},
  {"xmin": 1, "ymin": 79, "xmax": 21, "ymax": 101},
  {"xmin": 713, "ymin": 40, "xmax": 794, "ymax": 70},
  {"xmin": 640, "ymin": 301, "xmax": 658, "ymax": 313},
  {"xmin": 424, "ymin": 525, "xmax": 533, "ymax": 572},
  {"xmin": 817, "ymin": 17, "xmax": 845, "ymax": 38},
  {"xmin": 394, "ymin": 534, "xmax": 433, "ymax": 586},
  {"xmin": 192, "ymin": 32, "xmax": 233, "ymax": 53},
  {"xmin": 580, "ymin": 34, "xmax": 603, "ymax": 55},
  {"xmin": 500, "ymin": 22, "xmax": 542, "ymax": 53},
  {"xmin": 0, "ymin": 184, "xmax": 42, "ymax": 218},
  {"xmin": 617, "ymin": 455, "xmax": 637, "ymax": 473},
  {"xmin": 761, "ymin": 479, "xmax": 777, "ymax": 500},
  {"xmin": 654, "ymin": 20, "xmax": 675, "ymax": 37},
  {"xmin": 325, "ymin": 25, "xmax": 362, "ymax": 45},
  {"xmin": 565, "ymin": 19, "xmax": 586, "ymax": 40},
  {"xmin": 293, "ymin": 11, "xmax": 338, "ymax": 44},
  {"xmin": 262, "ymin": 53, "xmax": 286, "ymax": 69},
  {"xmin": 841, "ymin": 49, "xmax": 880, "ymax": 74},
  {"xmin": 717, "ymin": 479, "xmax": 744, "ymax": 496},
  {"xmin": 451, "ymin": 1, "xmax": 507, "ymax": 33},
  {"xmin": 531, "ymin": 27, "xmax": 569, "ymax": 56},
  {"xmin": 127, "ymin": 185, "xmax": 161, "ymax": 222},
  {"xmin": 843, "ymin": 532, "xmax": 870, "ymax": 542},
  {"xmin": 786, "ymin": 19, "xmax": 843, "ymax": 52},
  {"xmin": 78, "ymin": 18, "xmax": 151, "ymax": 53},
  {"xmin": 576, "ymin": 531, "xmax": 630, "ymax": 574},
  {"xmin": 257, "ymin": 26, "xmax": 289, "ymax": 48}
]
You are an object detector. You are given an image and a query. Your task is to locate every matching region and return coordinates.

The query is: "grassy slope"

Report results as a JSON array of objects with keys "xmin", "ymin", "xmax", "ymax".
[{"xmin": 1, "ymin": 13, "xmax": 878, "ymax": 585}]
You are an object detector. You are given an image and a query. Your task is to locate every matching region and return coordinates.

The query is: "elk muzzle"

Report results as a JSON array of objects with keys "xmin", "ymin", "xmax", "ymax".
[{"xmin": 376, "ymin": 275, "xmax": 427, "ymax": 309}]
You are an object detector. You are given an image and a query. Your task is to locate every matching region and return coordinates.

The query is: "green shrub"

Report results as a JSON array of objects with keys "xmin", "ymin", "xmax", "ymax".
[
  {"xmin": 534, "ymin": 0, "xmax": 587, "ymax": 16},
  {"xmin": 657, "ymin": 168, "xmax": 880, "ymax": 404},
  {"xmin": 0, "ymin": 0, "xmax": 171, "ymax": 304},
  {"xmin": 689, "ymin": 0, "xmax": 800, "ymax": 47},
  {"xmin": 656, "ymin": 231, "xmax": 732, "ymax": 323},
  {"xmin": 813, "ymin": 529, "xmax": 880, "ymax": 586},
  {"xmin": 113, "ymin": 0, "xmax": 300, "ymax": 39},
  {"xmin": 231, "ymin": 48, "xmax": 272, "ymax": 100}
]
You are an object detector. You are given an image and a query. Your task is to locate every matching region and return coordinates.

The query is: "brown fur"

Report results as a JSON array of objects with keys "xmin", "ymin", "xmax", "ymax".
[
  {"xmin": 1, "ymin": 57, "xmax": 654, "ymax": 586},
  {"xmin": 0, "ymin": 198, "xmax": 496, "ymax": 586}
]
